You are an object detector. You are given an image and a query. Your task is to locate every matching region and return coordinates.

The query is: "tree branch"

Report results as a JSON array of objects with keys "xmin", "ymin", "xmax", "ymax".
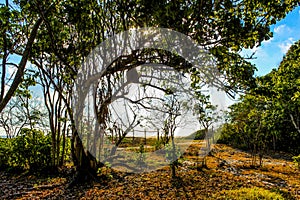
[
  {"xmin": 290, "ymin": 114, "xmax": 300, "ymax": 134},
  {"xmin": 0, "ymin": 16, "xmax": 43, "ymax": 113}
]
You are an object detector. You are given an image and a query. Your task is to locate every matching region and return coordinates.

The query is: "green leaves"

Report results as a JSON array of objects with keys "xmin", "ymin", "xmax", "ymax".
[
  {"xmin": 1, "ymin": 0, "xmax": 299, "ymax": 174},
  {"xmin": 293, "ymin": 154, "xmax": 300, "ymax": 169},
  {"xmin": 221, "ymin": 39, "xmax": 300, "ymax": 155},
  {"xmin": 14, "ymin": 69, "xmax": 38, "ymax": 99},
  {"xmin": 0, "ymin": 128, "xmax": 52, "ymax": 170}
]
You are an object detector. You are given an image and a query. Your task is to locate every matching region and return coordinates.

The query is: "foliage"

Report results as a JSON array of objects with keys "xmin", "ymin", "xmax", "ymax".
[
  {"xmin": 11, "ymin": 128, "xmax": 52, "ymax": 170},
  {"xmin": 1, "ymin": 0, "xmax": 299, "ymax": 176},
  {"xmin": 184, "ymin": 129, "xmax": 206, "ymax": 140},
  {"xmin": 165, "ymin": 144, "xmax": 181, "ymax": 162},
  {"xmin": 220, "ymin": 40, "xmax": 300, "ymax": 157},
  {"xmin": 0, "ymin": 128, "xmax": 72, "ymax": 171},
  {"xmin": 193, "ymin": 130, "xmax": 206, "ymax": 140},
  {"xmin": 0, "ymin": 138, "xmax": 12, "ymax": 168},
  {"xmin": 293, "ymin": 155, "xmax": 300, "ymax": 169},
  {"xmin": 216, "ymin": 187, "xmax": 284, "ymax": 200}
]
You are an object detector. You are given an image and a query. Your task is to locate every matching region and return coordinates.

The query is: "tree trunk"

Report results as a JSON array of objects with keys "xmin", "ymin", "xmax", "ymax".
[
  {"xmin": 0, "ymin": 17, "xmax": 43, "ymax": 113},
  {"xmin": 272, "ymin": 134, "xmax": 276, "ymax": 152},
  {"xmin": 69, "ymin": 130, "xmax": 98, "ymax": 185},
  {"xmin": 171, "ymin": 138, "xmax": 177, "ymax": 178},
  {"xmin": 59, "ymin": 113, "xmax": 67, "ymax": 166},
  {"xmin": 171, "ymin": 164, "xmax": 176, "ymax": 179}
]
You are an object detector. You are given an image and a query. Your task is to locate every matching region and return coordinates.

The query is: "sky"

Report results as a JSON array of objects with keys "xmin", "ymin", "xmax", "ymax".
[{"xmin": 241, "ymin": 6, "xmax": 300, "ymax": 76}]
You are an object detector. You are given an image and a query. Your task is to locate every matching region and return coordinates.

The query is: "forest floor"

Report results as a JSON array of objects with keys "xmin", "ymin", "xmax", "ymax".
[{"xmin": 0, "ymin": 143, "xmax": 299, "ymax": 199}]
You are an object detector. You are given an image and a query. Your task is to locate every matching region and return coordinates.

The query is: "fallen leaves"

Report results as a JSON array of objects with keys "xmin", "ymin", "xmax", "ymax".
[{"xmin": 0, "ymin": 144, "xmax": 299, "ymax": 199}]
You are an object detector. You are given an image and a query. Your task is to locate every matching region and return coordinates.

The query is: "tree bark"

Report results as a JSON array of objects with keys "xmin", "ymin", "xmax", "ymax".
[
  {"xmin": 290, "ymin": 114, "xmax": 300, "ymax": 134},
  {"xmin": 70, "ymin": 130, "xmax": 98, "ymax": 184},
  {"xmin": 0, "ymin": 17, "xmax": 43, "ymax": 113}
]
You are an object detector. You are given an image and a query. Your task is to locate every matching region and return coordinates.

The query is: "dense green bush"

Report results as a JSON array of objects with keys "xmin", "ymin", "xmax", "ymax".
[
  {"xmin": 219, "ymin": 121, "xmax": 300, "ymax": 155},
  {"xmin": 0, "ymin": 138, "xmax": 12, "ymax": 168},
  {"xmin": 194, "ymin": 130, "xmax": 206, "ymax": 140},
  {"xmin": 12, "ymin": 128, "xmax": 52, "ymax": 169},
  {"xmin": 185, "ymin": 130, "xmax": 206, "ymax": 140},
  {"xmin": 0, "ymin": 128, "xmax": 52, "ymax": 170},
  {"xmin": 218, "ymin": 123, "xmax": 250, "ymax": 151}
]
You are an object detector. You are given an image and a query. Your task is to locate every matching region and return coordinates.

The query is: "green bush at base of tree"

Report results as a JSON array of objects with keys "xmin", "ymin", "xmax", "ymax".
[{"xmin": 0, "ymin": 128, "xmax": 70, "ymax": 171}]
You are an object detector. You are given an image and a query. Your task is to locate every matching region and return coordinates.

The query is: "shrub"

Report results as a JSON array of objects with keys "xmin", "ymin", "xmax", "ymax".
[
  {"xmin": 154, "ymin": 139, "xmax": 164, "ymax": 150},
  {"xmin": 11, "ymin": 128, "xmax": 52, "ymax": 170},
  {"xmin": 214, "ymin": 187, "xmax": 284, "ymax": 200},
  {"xmin": 293, "ymin": 154, "xmax": 300, "ymax": 169},
  {"xmin": 135, "ymin": 143, "xmax": 146, "ymax": 170},
  {"xmin": 185, "ymin": 130, "xmax": 205, "ymax": 140},
  {"xmin": 194, "ymin": 130, "xmax": 206, "ymax": 140},
  {"xmin": 0, "ymin": 138, "xmax": 12, "ymax": 168}
]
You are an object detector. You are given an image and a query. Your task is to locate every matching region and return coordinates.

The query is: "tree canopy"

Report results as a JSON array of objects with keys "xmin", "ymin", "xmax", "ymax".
[
  {"xmin": 0, "ymin": 0, "xmax": 299, "ymax": 178},
  {"xmin": 220, "ymin": 40, "xmax": 300, "ymax": 158}
]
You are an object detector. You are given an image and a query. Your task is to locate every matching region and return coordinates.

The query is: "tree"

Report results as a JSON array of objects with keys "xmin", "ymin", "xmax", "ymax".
[
  {"xmin": 2, "ymin": 0, "xmax": 299, "ymax": 180},
  {"xmin": 0, "ymin": 0, "xmax": 50, "ymax": 113},
  {"xmin": 162, "ymin": 95, "xmax": 184, "ymax": 179},
  {"xmin": 0, "ymin": 71, "xmax": 47, "ymax": 138},
  {"xmin": 220, "ymin": 40, "xmax": 300, "ymax": 161},
  {"xmin": 269, "ymin": 40, "xmax": 300, "ymax": 154},
  {"xmin": 36, "ymin": 61, "xmax": 71, "ymax": 167},
  {"xmin": 0, "ymin": 96, "xmax": 41, "ymax": 138},
  {"xmin": 192, "ymin": 92, "xmax": 222, "ymax": 167},
  {"xmin": 137, "ymin": 0, "xmax": 299, "ymax": 90},
  {"xmin": 273, "ymin": 41, "xmax": 300, "ymax": 134}
]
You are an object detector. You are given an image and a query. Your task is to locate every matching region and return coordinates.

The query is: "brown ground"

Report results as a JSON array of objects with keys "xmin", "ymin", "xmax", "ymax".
[{"xmin": 0, "ymin": 143, "xmax": 299, "ymax": 199}]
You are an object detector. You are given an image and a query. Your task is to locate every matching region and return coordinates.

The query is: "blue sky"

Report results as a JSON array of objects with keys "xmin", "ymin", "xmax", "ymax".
[{"xmin": 242, "ymin": 6, "xmax": 300, "ymax": 76}]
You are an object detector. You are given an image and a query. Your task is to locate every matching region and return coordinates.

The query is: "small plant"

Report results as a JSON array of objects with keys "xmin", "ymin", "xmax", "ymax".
[
  {"xmin": 154, "ymin": 139, "xmax": 164, "ymax": 150},
  {"xmin": 292, "ymin": 154, "xmax": 300, "ymax": 169},
  {"xmin": 135, "ymin": 143, "xmax": 146, "ymax": 171},
  {"xmin": 97, "ymin": 162, "xmax": 113, "ymax": 180},
  {"xmin": 214, "ymin": 187, "xmax": 284, "ymax": 200},
  {"xmin": 165, "ymin": 143, "xmax": 182, "ymax": 178},
  {"xmin": 165, "ymin": 144, "xmax": 181, "ymax": 162}
]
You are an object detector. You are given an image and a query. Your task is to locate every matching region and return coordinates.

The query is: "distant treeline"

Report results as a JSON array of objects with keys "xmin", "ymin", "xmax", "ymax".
[{"xmin": 219, "ymin": 40, "xmax": 300, "ymax": 156}]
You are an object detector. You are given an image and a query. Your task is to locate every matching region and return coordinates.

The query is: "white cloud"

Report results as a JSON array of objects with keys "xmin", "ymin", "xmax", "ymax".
[
  {"xmin": 262, "ymin": 37, "xmax": 274, "ymax": 45},
  {"xmin": 274, "ymin": 24, "xmax": 292, "ymax": 35},
  {"xmin": 274, "ymin": 24, "xmax": 286, "ymax": 34},
  {"xmin": 279, "ymin": 43, "xmax": 292, "ymax": 54},
  {"xmin": 278, "ymin": 37, "xmax": 295, "ymax": 54}
]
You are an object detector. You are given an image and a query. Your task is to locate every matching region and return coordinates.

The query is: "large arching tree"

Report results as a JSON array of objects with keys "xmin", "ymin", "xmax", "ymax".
[{"xmin": 1, "ymin": 0, "xmax": 299, "ymax": 180}]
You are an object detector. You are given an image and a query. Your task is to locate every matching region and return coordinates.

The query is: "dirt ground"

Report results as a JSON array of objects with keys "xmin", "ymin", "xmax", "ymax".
[{"xmin": 0, "ymin": 143, "xmax": 299, "ymax": 199}]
